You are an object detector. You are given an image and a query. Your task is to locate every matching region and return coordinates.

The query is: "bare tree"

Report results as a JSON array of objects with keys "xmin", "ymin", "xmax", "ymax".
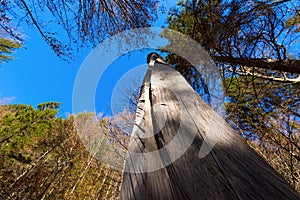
[{"xmin": 1, "ymin": 0, "xmax": 159, "ymax": 59}]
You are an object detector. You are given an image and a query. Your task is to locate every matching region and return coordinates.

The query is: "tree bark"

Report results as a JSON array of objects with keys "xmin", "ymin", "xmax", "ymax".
[{"xmin": 119, "ymin": 62, "xmax": 300, "ymax": 199}]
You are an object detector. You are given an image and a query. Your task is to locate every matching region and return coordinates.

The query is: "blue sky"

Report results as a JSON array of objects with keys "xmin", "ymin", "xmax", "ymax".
[
  {"xmin": 0, "ymin": 24, "xmax": 80, "ymax": 116},
  {"xmin": 0, "ymin": 1, "xmax": 178, "ymax": 117}
]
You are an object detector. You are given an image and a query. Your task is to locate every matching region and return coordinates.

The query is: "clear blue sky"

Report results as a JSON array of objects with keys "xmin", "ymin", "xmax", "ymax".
[{"xmin": 0, "ymin": 1, "xmax": 178, "ymax": 117}]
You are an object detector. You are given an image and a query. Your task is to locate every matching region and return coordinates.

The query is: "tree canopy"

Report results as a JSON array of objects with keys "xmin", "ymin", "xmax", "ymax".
[
  {"xmin": 167, "ymin": 0, "xmax": 300, "ymax": 74},
  {"xmin": 0, "ymin": 0, "xmax": 159, "ymax": 60}
]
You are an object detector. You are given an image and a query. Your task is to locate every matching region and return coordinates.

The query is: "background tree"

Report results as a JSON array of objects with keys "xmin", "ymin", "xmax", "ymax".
[
  {"xmin": 165, "ymin": 0, "xmax": 300, "ymax": 191},
  {"xmin": 0, "ymin": 103, "xmax": 122, "ymax": 199},
  {"xmin": 285, "ymin": 8, "xmax": 300, "ymax": 33},
  {"xmin": 0, "ymin": 37, "xmax": 21, "ymax": 63},
  {"xmin": 0, "ymin": 0, "xmax": 159, "ymax": 60},
  {"xmin": 0, "ymin": 1, "xmax": 22, "ymax": 63}
]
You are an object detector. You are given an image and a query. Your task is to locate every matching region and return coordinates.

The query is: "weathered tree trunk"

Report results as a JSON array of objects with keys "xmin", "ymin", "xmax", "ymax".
[{"xmin": 119, "ymin": 62, "xmax": 300, "ymax": 199}]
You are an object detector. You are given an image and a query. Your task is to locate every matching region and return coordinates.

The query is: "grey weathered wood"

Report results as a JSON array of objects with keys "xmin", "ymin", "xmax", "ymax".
[{"xmin": 119, "ymin": 62, "xmax": 300, "ymax": 199}]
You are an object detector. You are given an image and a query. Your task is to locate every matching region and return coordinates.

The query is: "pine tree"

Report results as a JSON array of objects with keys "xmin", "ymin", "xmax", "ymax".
[{"xmin": 0, "ymin": 37, "xmax": 21, "ymax": 63}]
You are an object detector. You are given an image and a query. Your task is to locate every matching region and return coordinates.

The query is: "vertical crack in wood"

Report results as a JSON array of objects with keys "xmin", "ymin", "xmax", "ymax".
[{"xmin": 120, "ymin": 62, "xmax": 300, "ymax": 200}]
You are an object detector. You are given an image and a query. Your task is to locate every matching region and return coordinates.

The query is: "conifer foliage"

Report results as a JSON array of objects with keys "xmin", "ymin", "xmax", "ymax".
[
  {"xmin": 0, "ymin": 103, "xmax": 122, "ymax": 199},
  {"xmin": 0, "ymin": 37, "xmax": 21, "ymax": 63}
]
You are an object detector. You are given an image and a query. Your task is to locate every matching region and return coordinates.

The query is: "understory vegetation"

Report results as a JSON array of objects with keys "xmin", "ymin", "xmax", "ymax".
[
  {"xmin": 0, "ymin": 99, "xmax": 299, "ymax": 199},
  {"xmin": 0, "ymin": 103, "xmax": 122, "ymax": 199}
]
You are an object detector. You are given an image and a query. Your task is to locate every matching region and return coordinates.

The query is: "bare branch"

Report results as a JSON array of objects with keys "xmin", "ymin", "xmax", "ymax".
[{"xmin": 214, "ymin": 56, "xmax": 300, "ymax": 74}]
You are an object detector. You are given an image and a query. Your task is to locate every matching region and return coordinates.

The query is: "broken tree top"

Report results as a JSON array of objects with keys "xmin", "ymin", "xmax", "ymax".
[{"xmin": 119, "ymin": 53, "xmax": 300, "ymax": 200}]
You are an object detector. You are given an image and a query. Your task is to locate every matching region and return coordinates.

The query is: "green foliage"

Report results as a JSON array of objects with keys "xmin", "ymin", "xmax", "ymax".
[
  {"xmin": 0, "ymin": 103, "xmax": 58, "ymax": 164},
  {"xmin": 225, "ymin": 75, "xmax": 300, "ymax": 190},
  {"xmin": 225, "ymin": 75, "xmax": 299, "ymax": 135},
  {"xmin": 166, "ymin": 0, "xmax": 299, "ymax": 63},
  {"xmin": 285, "ymin": 11, "xmax": 300, "ymax": 33},
  {"xmin": 37, "ymin": 102, "xmax": 61, "ymax": 111},
  {"xmin": 0, "ymin": 103, "xmax": 122, "ymax": 199},
  {"xmin": 0, "ymin": 37, "xmax": 21, "ymax": 63},
  {"xmin": 167, "ymin": 0, "xmax": 223, "ymax": 51},
  {"xmin": 165, "ymin": 0, "xmax": 300, "ymax": 191}
]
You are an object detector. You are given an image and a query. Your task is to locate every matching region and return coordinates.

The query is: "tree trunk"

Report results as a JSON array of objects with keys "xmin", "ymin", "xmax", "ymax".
[{"xmin": 119, "ymin": 62, "xmax": 300, "ymax": 199}]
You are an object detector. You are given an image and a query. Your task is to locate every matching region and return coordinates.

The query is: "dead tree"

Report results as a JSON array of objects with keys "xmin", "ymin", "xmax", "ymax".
[{"xmin": 119, "ymin": 53, "xmax": 300, "ymax": 199}]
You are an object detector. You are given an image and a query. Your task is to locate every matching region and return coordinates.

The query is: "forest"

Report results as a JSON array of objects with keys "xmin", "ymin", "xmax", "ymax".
[{"xmin": 0, "ymin": 0, "xmax": 299, "ymax": 199}]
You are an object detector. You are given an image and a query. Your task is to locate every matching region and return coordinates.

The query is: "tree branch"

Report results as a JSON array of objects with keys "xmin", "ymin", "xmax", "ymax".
[
  {"xmin": 228, "ymin": 68, "xmax": 300, "ymax": 83},
  {"xmin": 213, "ymin": 56, "xmax": 300, "ymax": 74}
]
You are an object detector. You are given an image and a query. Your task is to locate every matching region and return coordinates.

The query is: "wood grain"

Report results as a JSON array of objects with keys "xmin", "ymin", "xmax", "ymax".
[{"xmin": 119, "ymin": 62, "xmax": 300, "ymax": 200}]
